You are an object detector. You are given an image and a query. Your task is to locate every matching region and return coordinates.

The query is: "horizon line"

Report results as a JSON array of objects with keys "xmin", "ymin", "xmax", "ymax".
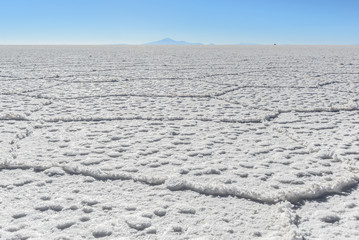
[{"xmin": 1, "ymin": 43, "xmax": 358, "ymax": 46}]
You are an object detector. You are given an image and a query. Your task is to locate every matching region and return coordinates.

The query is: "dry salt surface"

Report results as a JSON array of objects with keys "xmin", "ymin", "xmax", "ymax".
[{"xmin": 1, "ymin": 45, "xmax": 359, "ymax": 240}]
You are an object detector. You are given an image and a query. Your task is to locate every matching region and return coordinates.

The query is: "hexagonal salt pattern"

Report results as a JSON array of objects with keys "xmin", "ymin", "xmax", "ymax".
[
  {"xmin": 0, "ymin": 169, "xmax": 284, "ymax": 240},
  {"xmin": 31, "ymin": 96, "xmax": 269, "ymax": 122},
  {"xmin": 14, "ymin": 120, "xmax": 353, "ymax": 203},
  {"xmin": 1, "ymin": 45, "xmax": 359, "ymax": 239}
]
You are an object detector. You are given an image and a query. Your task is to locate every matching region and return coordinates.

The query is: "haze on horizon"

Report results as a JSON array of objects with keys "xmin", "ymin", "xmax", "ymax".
[{"xmin": 0, "ymin": 0, "xmax": 358, "ymax": 45}]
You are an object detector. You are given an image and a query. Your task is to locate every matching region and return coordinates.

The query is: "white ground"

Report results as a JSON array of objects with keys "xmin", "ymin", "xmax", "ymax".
[{"xmin": 0, "ymin": 45, "xmax": 359, "ymax": 239}]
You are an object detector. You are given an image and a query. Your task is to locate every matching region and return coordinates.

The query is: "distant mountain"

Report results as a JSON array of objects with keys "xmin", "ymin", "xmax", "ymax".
[
  {"xmin": 144, "ymin": 38, "xmax": 203, "ymax": 45},
  {"xmin": 236, "ymin": 43, "xmax": 261, "ymax": 45}
]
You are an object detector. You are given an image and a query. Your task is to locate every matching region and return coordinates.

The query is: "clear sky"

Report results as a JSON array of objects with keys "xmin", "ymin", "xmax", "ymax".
[{"xmin": 0, "ymin": 0, "xmax": 358, "ymax": 45}]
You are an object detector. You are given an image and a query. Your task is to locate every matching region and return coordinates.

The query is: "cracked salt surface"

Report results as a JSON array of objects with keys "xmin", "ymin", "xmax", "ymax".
[{"xmin": 1, "ymin": 45, "xmax": 359, "ymax": 239}]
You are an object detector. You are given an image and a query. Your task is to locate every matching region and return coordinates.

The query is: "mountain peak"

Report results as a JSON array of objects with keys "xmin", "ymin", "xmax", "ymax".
[{"xmin": 144, "ymin": 38, "xmax": 203, "ymax": 45}]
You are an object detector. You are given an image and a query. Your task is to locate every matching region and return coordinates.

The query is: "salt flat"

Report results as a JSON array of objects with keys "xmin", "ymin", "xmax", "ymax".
[{"xmin": 1, "ymin": 45, "xmax": 359, "ymax": 239}]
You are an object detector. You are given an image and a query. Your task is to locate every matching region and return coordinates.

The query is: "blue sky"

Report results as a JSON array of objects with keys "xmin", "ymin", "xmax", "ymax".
[{"xmin": 0, "ymin": 0, "xmax": 358, "ymax": 45}]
